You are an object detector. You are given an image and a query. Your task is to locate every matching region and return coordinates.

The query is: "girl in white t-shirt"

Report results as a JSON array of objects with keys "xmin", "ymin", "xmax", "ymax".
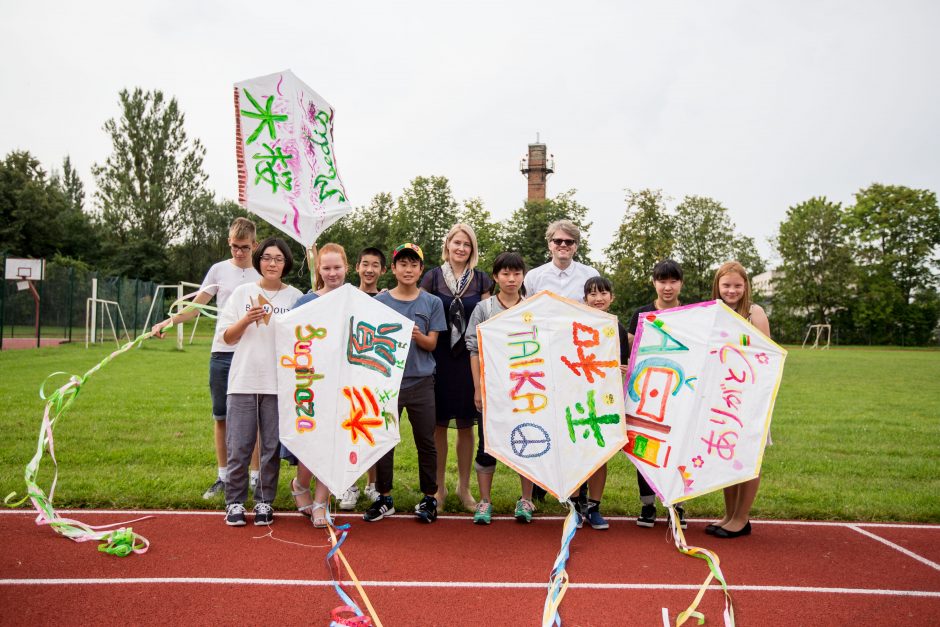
[
  {"xmin": 285, "ymin": 243, "xmax": 350, "ymax": 528},
  {"xmin": 218, "ymin": 237, "xmax": 302, "ymax": 527}
]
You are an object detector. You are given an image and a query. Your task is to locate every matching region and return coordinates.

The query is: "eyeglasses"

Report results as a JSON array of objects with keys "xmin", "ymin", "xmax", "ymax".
[
  {"xmin": 231, "ymin": 244, "xmax": 252, "ymax": 254},
  {"xmin": 260, "ymin": 255, "xmax": 286, "ymax": 265},
  {"xmin": 551, "ymin": 238, "xmax": 576, "ymax": 247}
]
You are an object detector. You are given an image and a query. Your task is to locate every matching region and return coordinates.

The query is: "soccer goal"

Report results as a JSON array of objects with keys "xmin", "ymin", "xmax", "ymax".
[{"xmin": 802, "ymin": 324, "xmax": 831, "ymax": 350}]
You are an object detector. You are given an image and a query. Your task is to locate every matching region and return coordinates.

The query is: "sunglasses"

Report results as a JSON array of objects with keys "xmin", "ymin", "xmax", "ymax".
[{"xmin": 551, "ymin": 238, "xmax": 576, "ymax": 247}]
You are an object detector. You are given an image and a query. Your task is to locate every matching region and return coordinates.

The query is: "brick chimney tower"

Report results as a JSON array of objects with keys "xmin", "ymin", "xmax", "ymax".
[{"xmin": 520, "ymin": 136, "xmax": 554, "ymax": 201}]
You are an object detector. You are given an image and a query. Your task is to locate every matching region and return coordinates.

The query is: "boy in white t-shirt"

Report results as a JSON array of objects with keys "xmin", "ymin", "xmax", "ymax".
[{"xmin": 151, "ymin": 217, "xmax": 262, "ymax": 499}]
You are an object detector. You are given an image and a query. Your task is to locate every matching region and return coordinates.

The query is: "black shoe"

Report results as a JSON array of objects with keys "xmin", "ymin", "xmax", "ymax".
[
  {"xmin": 713, "ymin": 521, "xmax": 751, "ymax": 538},
  {"xmin": 414, "ymin": 496, "xmax": 438, "ymax": 523},
  {"xmin": 253, "ymin": 502, "xmax": 274, "ymax": 526},
  {"xmin": 675, "ymin": 505, "xmax": 688, "ymax": 530},
  {"xmin": 704, "ymin": 523, "xmax": 721, "ymax": 535},
  {"xmin": 225, "ymin": 503, "xmax": 247, "ymax": 526},
  {"xmin": 363, "ymin": 496, "xmax": 395, "ymax": 522},
  {"xmin": 636, "ymin": 504, "xmax": 656, "ymax": 528}
]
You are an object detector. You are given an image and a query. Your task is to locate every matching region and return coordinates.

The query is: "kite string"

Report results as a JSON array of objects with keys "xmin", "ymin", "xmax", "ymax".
[
  {"xmin": 669, "ymin": 506, "xmax": 735, "ymax": 627},
  {"xmin": 324, "ymin": 506, "xmax": 382, "ymax": 627},
  {"xmin": 3, "ymin": 292, "xmax": 219, "ymax": 555},
  {"xmin": 541, "ymin": 500, "xmax": 579, "ymax": 627}
]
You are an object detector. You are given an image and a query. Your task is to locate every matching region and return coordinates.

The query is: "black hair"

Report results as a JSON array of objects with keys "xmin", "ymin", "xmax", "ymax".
[
  {"xmin": 583, "ymin": 275, "xmax": 613, "ymax": 297},
  {"xmin": 252, "ymin": 237, "xmax": 294, "ymax": 276},
  {"xmin": 358, "ymin": 247, "xmax": 387, "ymax": 268},
  {"xmin": 652, "ymin": 259, "xmax": 683, "ymax": 282},
  {"xmin": 491, "ymin": 251, "xmax": 527, "ymax": 297}
]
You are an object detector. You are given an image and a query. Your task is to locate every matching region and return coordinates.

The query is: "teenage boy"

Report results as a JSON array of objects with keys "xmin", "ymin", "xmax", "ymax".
[
  {"xmin": 625, "ymin": 258, "xmax": 687, "ymax": 529},
  {"xmin": 356, "ymin": 247, "xmax": 386, "ymax": 296},
  {"xmin": 151, "ymin": 217, "xmax": 262, "ymax": 499},
  {"xmin": 338, "ymin": 247, "xmax": 388, "ymax": 510},
  {"xmin": 365, "ymin": 243, "xmax": 446, "ymax": 523}
]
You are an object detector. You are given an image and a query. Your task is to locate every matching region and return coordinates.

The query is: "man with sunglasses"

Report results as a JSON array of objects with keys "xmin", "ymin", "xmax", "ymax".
[
  {"xmin": 523, "ymin": 219, "xmax": 599, "ymax": 302},
  {"xmin": 151, "ymin": 217, "xmax": 262, "ymax": 500}
]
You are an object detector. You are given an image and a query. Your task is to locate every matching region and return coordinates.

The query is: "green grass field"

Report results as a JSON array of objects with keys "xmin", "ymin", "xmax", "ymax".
[{"xmin": 1, "ymin": 335, "xmax": 938, "ymax": 522}]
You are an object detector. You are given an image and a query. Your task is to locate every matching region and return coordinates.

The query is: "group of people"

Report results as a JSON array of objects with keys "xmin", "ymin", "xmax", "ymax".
[{"xmin": 154, "ymin": 216, "xmax": 769, "ymax": 539}]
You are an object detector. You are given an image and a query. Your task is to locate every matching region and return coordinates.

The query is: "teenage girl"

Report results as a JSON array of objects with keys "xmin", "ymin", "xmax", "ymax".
[
  {"xmin": 285, "ymin": 243, "xmax": 350, "ymax": 528},
  {"xmin": 707, "ymin": 261, "xmax": 771, "ymax": 539},
  {"xmin": 219, "ymin": 237, "xmax": 302, "ymax": 526}
]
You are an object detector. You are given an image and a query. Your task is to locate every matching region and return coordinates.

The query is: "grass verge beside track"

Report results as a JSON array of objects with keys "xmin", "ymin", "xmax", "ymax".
[{"xmin": 1, "ymin": 338, "xmax": 938, "ymax": 521}]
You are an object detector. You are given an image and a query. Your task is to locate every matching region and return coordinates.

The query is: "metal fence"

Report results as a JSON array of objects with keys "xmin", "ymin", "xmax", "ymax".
[{"xmin": 1, "ymin": 254, "xmax": 164, "ymax": 350}]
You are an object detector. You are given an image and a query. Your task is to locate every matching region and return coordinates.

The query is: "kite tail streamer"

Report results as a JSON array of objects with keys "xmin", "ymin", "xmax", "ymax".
[
  {"xmin": 669, "ymin": 506, "xmax": 735, "ymax": 627},
  {"xmin": 323, "ymin": 507, "xmax": 382, "ymax": 627},
  {"xmin": 541, "ymin": 500, "xmax": 579, "ymax": 627},
  {"xmin": 3, "ymin": 293, "xmax": 219, "ymax": 554}
]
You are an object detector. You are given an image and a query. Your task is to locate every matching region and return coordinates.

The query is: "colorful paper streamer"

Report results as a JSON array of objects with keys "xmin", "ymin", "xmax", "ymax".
[
  {"xmin": 541, "ymin": 501, "xmax": 579, "ymax": 627},
  {"xmin": 3, "ymin": 290, "xmax": 218, "ymax": 554}
]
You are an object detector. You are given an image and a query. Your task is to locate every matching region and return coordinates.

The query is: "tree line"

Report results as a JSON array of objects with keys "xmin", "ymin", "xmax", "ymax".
[{"xmin": 1, "ymin": 88, "xmax": 937, "ymax": 345}]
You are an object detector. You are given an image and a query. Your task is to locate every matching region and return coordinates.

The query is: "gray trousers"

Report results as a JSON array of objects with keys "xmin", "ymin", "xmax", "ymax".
[{"xmin": 225, "ymin": 393, "xmax": 280, "ymax": 505}]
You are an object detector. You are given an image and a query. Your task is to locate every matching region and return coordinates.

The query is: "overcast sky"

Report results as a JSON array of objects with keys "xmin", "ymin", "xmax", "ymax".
[{"xmin": 3, "ymin": 1, "xmax": 938, "ymax": 266}]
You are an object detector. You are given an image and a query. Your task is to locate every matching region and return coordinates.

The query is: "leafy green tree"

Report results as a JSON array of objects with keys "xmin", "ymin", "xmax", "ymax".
[
  {"xmin": 671, "ymin": 195, "xmax": 736, "ymax": 302},
  {"xmin": 389, "ymin": 176, "xmax": 459, "ymax": 268},
  {"xmin": 92, "ymin": 88, "xmax": 209, "ymax": 280},
  {"xmin": 772, "ymin": 197, "xmax": 853, "ymax": 329},
  {"xmin": 671, "ymin": 195, "xmax": 766, "ymax": 303},
  {"xmin": 315, "ymin": 191, "xmax": 395, "ymax": 287},
  {"xmin": 846, "ymin": 184, "xmax": 940, "ymax": 344},
  {"xmin": 0, "ymin": 150, "xmax": 98, "ymax": 264},
  {"xmin": 605, "ymin": 189, "xmax": 674, "ymax": 317},
  {"xmin": 60, "ymin": 156, "xmax": 85, "ymax": 213},
  {"xmin": 459, "ymin": 197, "xmax": 504, "ymax": 272},
  {"xmin": 167, "ymin": 196, "xmax": 247, "ymax": 283},
  {"xmin": 502, "ymin": 189, "xmax": 594, "ymax": 271}
]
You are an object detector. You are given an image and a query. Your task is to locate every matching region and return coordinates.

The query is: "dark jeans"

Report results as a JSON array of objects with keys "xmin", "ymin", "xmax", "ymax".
[
  {"xmin": 375, "ymin": 376, "xmax": 437, "ymax": 496},
  {"xmin": 208, "ymin": 352, "xmax": 233, "ymax": 420}
]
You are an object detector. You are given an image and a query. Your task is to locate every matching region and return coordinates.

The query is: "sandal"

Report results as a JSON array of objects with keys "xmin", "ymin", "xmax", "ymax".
[
  {"xmin": 291, "ymin": 478, "xmax": 314, "ymax": 517},
  {"xmin": 311, "ymin": 501, "xmax": 329, "ymax": 528}
]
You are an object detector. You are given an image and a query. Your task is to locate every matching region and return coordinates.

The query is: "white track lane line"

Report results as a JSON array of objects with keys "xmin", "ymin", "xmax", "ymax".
[
  {"xmin": 0, "ymin": 510, "xmax": 938, "ymax": 530},
  {"xmin": 661, "ymin": 607, "xmax": 670, "ymax": 627},
  {"xmin": 0, "ymin": 578, "xmax": 938, "ymax": 597},
  {"xmin": 849, "ymin": 524, "xmax": 940, "ymax": 571}
]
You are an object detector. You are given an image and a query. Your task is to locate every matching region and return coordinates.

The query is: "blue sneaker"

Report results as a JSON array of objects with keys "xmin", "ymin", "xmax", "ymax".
[
  {"xmin": 414, "ymin": 495, "xmax": 438, "ymax": 523},
  {"xmin": 586, "ymin": 506, "xmax": 609, "ymax": 530}
]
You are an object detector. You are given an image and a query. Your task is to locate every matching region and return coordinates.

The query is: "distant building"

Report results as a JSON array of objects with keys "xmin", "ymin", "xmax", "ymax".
[
  {"xmin": 752, "ymin": 270, "xmax": 775, "ymax": 298},
  {"xmin": 519, "ymin": 139, "xmax": 555, "ymax": 201}
]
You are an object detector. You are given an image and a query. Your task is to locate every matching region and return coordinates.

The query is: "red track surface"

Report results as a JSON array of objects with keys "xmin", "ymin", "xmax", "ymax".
[{"xmin": 1, "ymin": 510, "xmax": 938, "ymax": 626}]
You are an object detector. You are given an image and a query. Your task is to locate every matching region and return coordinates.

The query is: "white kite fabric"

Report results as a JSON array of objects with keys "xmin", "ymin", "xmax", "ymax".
[
  {"xmin": 234, "ymin": 69, "xmax": 351, "ymax": 247},
  {"xmin": 477, "ymin": 291, "xmax": 627, "ymax": 500},
  {"xmin": 275, "ymin": 285, "xmax": 414, "ymax": 497},
  {"xmin": 623, "ymin": 300, "xmax": 787, "ymax": 506}
]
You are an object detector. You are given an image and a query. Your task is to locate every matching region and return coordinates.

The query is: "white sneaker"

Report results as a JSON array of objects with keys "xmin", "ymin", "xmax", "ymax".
[
  {"xmin": 339, "ymin": 485, "xmax": 360, "ymax": 510},
  {"xmin": 364, "ymin": 483, "xmax": 380, "ymax": 502}
]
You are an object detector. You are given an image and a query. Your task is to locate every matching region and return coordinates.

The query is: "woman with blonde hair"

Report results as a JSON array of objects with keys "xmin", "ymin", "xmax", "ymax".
[
  {"xmin": 420, "ymin": 223, "xmax": 493, "ymax": 510},
  {"xmin": 707, "ymin": 261, "xmax": 771, "ymax": 539}
]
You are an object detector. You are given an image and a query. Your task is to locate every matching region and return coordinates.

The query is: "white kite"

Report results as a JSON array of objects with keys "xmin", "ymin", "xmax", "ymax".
[
  {"xmin": 477, "ymin": 291, "xmax": 627, "ymax": 500},
  {"xmin": 623, "ymin": 300, "xmax": 787, "ymax": 506},
  {"xmin": 275, "ymin": 285, "xmax": 414, "ymax": 497},
  {"xmin": 234, "ymin": 69, "xmax": 352, "ymax": 246}
]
